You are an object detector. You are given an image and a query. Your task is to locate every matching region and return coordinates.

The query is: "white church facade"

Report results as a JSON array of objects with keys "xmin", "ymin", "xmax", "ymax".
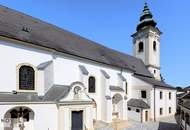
[{"xmin": 0, "ymin": 3, "xmax": 176, "ymax": 130}]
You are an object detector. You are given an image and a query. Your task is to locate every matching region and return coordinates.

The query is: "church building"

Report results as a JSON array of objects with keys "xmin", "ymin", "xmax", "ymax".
[{"xmin": 0, "ymin": 3, "xmax": 176, "ymax": 130}]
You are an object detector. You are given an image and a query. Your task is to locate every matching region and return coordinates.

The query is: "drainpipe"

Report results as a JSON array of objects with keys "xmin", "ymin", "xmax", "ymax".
[
  {"xmin": 154, "ymin": 86, "xmax": 156, "ymax": 122},
  {"xmin": 141, "ymin": 108, "xmax": 143, "ymax": 123}
]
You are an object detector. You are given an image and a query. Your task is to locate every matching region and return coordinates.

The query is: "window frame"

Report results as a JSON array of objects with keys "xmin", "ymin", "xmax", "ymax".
[
  {"xmin": 160, "ymin": 108, "xmax": 163, "ymax": 115},
  {"xmin": 88, "ymin": 76, "xmax": 96, "ymax": 93},
  {"xmin": 138, "ymin": 42, "xmax": 144, "ymax": 52},
  {"xmin": 136, "ymin": 109, "xmax": 140, "ymax": 113},
  {"xmin": 153, "ymin": 41, "xmax": 157, "ymax": 51},
  {"xmin": 125, "ymin": 82, "xmax": 128, "ymax": 95},
  {"xmin": 17, "ymin": 63, "xmax": 37, "ymax": 92},
  {"xmin": 169, "ymin": 92, "xmax": 171, "ymax": 100},
  {"xmin": 128, "ymin": 107, "xmax": 131, "ymax": 111},
  {"xmin": 160, "ymin": 91, "xmax": 163, "ymax": 100},
  {"xmin": 141, "ymin": 90, "xmax": 147, "ymax": 98},
  {"xmin": 169, "ymin": 107, "xmax": 171, "ymax": 114}
]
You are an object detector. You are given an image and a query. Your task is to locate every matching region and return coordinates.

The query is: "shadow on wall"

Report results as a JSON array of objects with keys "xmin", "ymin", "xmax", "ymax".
[{"xmin": 158, "ymin": 122, "xmax": 180, "ymax": 130}]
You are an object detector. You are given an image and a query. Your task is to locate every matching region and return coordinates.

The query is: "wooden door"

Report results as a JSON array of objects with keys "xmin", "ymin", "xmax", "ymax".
[
  {"xmin": 145, "ymin": 111, "xmax": 148, "ymax": 122},
  {"xmin": 72, "ymin": 111, "xmax": 83, "ymax": 130}
]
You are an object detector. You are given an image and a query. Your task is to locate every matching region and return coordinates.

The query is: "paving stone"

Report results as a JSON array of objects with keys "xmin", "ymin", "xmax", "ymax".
[{"xmin": 96, "ymin": 116, "xmax": 180, "ymax": 130}]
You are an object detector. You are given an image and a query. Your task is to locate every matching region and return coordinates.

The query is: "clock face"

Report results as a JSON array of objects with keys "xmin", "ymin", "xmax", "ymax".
[{"xmin": 74, "ymin": 86, "xmax": 81, "ymax": 95}]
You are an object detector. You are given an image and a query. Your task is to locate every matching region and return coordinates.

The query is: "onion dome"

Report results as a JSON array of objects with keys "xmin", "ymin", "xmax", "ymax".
[{"xmin": 136, "ymin": 3, "xmax": 157, "ymax": 31}]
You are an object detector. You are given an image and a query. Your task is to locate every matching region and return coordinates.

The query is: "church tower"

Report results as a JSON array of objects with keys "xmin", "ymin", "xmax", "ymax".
[{"xmin": 132, "ymin": 3, "xmax": 162, "ymax": 80}]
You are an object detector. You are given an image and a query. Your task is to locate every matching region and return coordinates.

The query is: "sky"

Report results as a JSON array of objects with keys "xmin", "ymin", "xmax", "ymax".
[{"xmin": 0, "ymin": 0, "xmax": 189, "ymax": 87}]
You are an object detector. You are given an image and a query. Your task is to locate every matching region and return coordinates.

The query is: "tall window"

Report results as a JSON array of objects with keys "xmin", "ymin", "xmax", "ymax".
[
  {"xmin": 160, "ymin": 108, "xmax": 163, "ymax": 115},
  {"xmin": 160, "ymin": 91, "xmax": 163, "ymax": 99},
  {"xmin": 19, "ymin": 65, "xmax": 35, "ymax": 90},
  {"xmin": 169, "ymin": 107, "xmax": 171, "ymax": 114},
  {"xmin": 141, "ymin": 91, "xmax": 147, "ymax": 98},
  {"xmin": 169, "ymin": 92, "xmax": 171, "ymax": 100},
  {"xmin": 125, "ymin": 82, "xmax": 128, "ymax": 95},
  {"xmin": 88, "ymin": 76, "xmax": 95, "ymax": 93},
  {"xmin": 138, "ymin": 42, "xmax": 144, "ymax": 52},
  {"xmin": 153, "ymin": 41, "xmax": 157, "ymax": 51}
]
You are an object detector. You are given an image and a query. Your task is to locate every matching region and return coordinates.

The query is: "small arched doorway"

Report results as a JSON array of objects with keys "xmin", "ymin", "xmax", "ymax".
[
  {"xmin": 4, "ymin": 106, "xmax": 34, "ymax": 130},
  {"xmin": 112, "ymin": 94, "xmax": 123, "ymax": 119}
]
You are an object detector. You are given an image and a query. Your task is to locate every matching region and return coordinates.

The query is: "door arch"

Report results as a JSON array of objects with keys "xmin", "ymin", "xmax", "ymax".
[
  {"xmin": 112, "ymin": 94, "xmax": 123, "ymax": 119},
  {"xmin": 4, "ymin": 106, "xmax": 34, "ymax": 130}
]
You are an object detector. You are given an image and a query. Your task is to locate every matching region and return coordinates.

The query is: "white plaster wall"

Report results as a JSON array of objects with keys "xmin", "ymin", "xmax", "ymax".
[
  {"xmin": 53, "ymin": 54, "xmax": 132, "ymax": 121},
  {"xmin": 133, "ymin": 28, "xmax": 161, "ymax": 79},
  {"xmin": 133, "ymin": 29, "xmax": 160, "ymax": 68},
  {"xmin": 0, "ymin": 38, "xmax": 134, "ymax": 123},
  {"xmin": 147, "ymin": 30, "xmax": 160, "ymax": 67},
  {"xmin": 44, "ymin": 62, "xmax": 54, "ymax": 93},
  {"xmin": 133, "ymin": 37, "xmax": 146, "ymax": 63},
  {"xmin": 0, "ymin": 37, "xmax": 177, "ymax": 124},
  {"xmin": 0, "ymin": 39, "xmax": 53, "ymax": 92},
  {"xmin": 127, "ymin": 107, "xmax": 141, "ymax": 122},
  {"xmin": 142, "ymin": 109, "xmax": 150, "ymax": 122},
  {"xmin": 155, "ymin": 88, "xmax": 176, "ymax": 119},
  {"xmin": 131, "ymin": 76, "xmax": 152, "ymax": 102},
  {"xmin": 38, "ymin": 62, "xmax": 54, "ymax": 96},
  {"xmin": 148, "ymin": 67, "xmax": 161, "ymax": 80},
  {"xmin": 37, "ymin": 70, "xmax": 45, "ymax": 95},
  {"xmin": 150, "ymin": 89, "xmax": 155, "ymax": 121}
]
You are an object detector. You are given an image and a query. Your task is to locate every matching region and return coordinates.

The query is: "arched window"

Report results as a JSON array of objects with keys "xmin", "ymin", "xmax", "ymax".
[
  {"xmin": 88, "ymin": 76, "xmax": 95, "ymax": 93},
  {"xmin": 138, "ymin": 42, "xmax": 144, "ymax": 52},
  {"xmin": 19, "ymin": 65, "xmax": 35, "ymax": 90},
  {"xmin": 153, "ymin": 41, "xmax": 157, "ymax": 51}
]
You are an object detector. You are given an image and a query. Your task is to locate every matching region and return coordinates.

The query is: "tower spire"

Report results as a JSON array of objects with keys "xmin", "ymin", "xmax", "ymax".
[
  {"xmin": 132, "ymin": 3, "xmax": 162, "ymax": 80},
  {"xmin": 136, "ymin": 2, "xmax": 157, "ymax": 31}
]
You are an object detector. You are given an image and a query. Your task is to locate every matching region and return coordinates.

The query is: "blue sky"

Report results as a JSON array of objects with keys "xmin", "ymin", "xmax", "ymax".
[{"xmin": 0, "ymin": 0, "xmax": 189, "ymax": 87}]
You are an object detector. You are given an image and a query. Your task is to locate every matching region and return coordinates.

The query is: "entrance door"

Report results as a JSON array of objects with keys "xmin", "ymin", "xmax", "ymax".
[
  {"xmin": 145, "ymin": 111, "xmax": 148, "ymax": 122},
  {"xmin": 72, "ymin": 111, "xmax": 83, "ymax": 130}
]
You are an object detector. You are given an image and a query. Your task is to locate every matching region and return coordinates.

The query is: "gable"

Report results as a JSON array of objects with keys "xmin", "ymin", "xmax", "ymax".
[{"xmin": 59, "ymin": 82, "xmax": 92, "ymax": 102}]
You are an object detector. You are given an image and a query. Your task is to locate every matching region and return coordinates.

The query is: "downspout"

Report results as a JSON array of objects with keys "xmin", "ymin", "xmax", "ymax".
[
  {"xmin": 154, "ymin": 86, "xmax": 156, "ymax": 122},
  {"xmin": 141, "ymin": 108, "xmax": 143, "ymax": 123}
]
